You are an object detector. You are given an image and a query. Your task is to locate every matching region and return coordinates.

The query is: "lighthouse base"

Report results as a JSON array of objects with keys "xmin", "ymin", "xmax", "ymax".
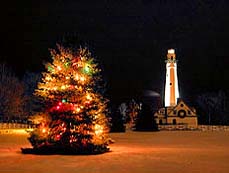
[{"xmin": 154, "ymin": 99, "xmax": 198, "ymax": 127}]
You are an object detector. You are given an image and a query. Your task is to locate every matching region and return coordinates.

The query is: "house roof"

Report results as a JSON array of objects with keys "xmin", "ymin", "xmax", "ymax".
[{"xmin": 167, "ymin": 100, "xmax": 196, "ymax": 115}]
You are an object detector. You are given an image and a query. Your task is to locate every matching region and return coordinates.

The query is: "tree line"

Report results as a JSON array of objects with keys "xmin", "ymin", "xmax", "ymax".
[
  {"xmin": 0, "ymin": 63, "xmax": 42, "ymax": 122},
  {"xmin": 0, "ymin": 62, "xmax": 228, "ymax": 126}
]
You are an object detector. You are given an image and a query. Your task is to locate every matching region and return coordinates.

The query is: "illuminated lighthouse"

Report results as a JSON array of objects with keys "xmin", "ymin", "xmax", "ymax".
[
  {"xmin": 154, "ymin": 49, "xmax": 197, "ymax": 127},
  {"xmin": 164, "ymin": 49, "xmax": 179, "ymax": 107}
]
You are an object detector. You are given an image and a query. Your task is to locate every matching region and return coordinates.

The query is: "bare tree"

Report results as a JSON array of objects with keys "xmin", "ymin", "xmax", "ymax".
[
  {"xmin": 0, "ymin": 63, "xmax": 25, "ymax": 122},
  {"xmin": 22, "ymin": 71, "xmax": 42, "ymax": 117},
  {"xmin": 197, "ymin": 90, "xmax": 227, "ymax": 125}
]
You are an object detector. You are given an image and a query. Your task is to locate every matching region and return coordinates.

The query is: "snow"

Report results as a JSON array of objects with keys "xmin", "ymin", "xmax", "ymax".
[{"xmin": 0, "ymin": 130, "xmax": 229, "ymax": 173}]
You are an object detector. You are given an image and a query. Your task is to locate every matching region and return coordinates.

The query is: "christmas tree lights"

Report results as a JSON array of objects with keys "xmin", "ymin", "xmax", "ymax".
[{"xmin": 22, "ymin": 44, "xmax": 111, "ymax": 154}]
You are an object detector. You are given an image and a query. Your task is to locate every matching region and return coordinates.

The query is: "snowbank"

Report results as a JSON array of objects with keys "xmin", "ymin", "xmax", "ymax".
[{"xmin": 0, "ymin": 131, "xmax": 229, "ymax": 173}]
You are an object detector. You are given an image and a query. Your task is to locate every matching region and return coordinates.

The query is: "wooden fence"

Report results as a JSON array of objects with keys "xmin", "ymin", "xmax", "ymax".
[
  {"xmin": 0, "ymin": 123, "xmax": 35, "ymax": 134},
  {"xmin": 1, "ymin": 123, "xmax": 229, "ymax": 133},
  {"xmin": 0, "ymin": 123, "xmax": 34, "ymax": 129},
  {"xmin": 158, "ymin": 124, "xmax": 229, "ymax": 131}
]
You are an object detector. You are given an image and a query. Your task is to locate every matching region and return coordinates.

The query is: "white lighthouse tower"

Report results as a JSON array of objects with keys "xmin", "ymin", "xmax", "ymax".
[{"xmin": 164, "ymin": 49, "xmax": 179, "ymax": 107}]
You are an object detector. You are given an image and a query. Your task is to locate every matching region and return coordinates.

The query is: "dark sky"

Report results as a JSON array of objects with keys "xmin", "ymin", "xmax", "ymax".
[{"xmin": 0, "ymin": 0, "xmax": 229, "ymax": 103}]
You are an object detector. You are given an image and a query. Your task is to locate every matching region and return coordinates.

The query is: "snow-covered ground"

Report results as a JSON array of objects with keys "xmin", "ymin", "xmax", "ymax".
[{"xmin": 0, "ymin": 130, "xmax": 229, "ymax": 173}]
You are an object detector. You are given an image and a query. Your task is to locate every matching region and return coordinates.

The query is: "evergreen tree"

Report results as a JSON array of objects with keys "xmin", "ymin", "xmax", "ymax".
[
  {"xmin": 22, "ymin": 44, "xmax": 110, "ymax": 154},
  {"xmin": 110, "ymin": 104, "xmax": 126, "ymax": 132}
]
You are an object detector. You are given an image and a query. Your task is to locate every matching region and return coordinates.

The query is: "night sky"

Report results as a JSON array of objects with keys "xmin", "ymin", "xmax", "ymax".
[{"xmin": 1, "ymin": 0, "xmax": 229, "ymax": 103}]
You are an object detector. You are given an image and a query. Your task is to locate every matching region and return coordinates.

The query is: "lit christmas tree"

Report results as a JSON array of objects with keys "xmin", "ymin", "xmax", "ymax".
[{"xmin": 22, "ymin": 44, "xmax": 111, "ymax": 154}]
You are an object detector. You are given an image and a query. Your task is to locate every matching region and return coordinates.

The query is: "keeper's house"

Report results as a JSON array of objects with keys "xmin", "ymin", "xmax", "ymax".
[{"xmin": 154, "ymin": 99, "xmax": 198, "ymax": 126}]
